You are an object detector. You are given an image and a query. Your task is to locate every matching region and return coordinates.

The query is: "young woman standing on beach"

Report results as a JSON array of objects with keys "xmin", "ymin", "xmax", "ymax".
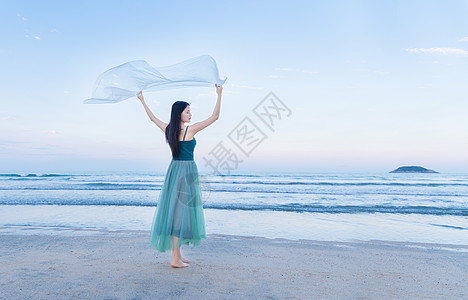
[{"xmin": 138, "ymin": 84, "xmax": 223, "ymax": 268}]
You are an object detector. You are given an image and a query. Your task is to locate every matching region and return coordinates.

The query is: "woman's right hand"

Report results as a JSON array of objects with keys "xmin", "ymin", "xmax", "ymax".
[{"xmin": 137, "ymin": 91, "xmax": 144, "ymax": 101}]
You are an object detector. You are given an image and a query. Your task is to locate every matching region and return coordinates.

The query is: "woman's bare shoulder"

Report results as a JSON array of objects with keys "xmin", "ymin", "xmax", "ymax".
[{"xmin": 184, "ymin": 125, "xmax": 196, "ymax": 141}]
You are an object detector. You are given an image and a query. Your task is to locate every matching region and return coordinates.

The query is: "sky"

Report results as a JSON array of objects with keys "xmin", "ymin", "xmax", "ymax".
[{"xmin": 1, "ymin": 0, "xmax": 468, "ymax": 174}]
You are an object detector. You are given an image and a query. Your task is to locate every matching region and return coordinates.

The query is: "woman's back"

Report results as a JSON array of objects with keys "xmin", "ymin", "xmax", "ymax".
[{"xmin": 173, "ymin": 126, "xmax": 196, "ymax": 161}]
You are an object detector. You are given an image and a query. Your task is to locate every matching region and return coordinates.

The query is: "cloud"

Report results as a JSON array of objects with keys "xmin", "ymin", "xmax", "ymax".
[
  {"xmin": 24, "ymin": 34, "xmax": 41, "ymax": 40},
  {"xmin": 405, "ymin": 48, "xmax": 468, "ymax": 55},
  {"xmin": 0, "ymin": 111, "xmax": 15, "ymax": 122},
  {"xmin": 17, "ymin": 13, "xmax": 53, "ymax": 40},
  {"xmin": 222, "ymin": 90, "xmax": 237, "ymax": 94},
  {"xmin": 345, "ymin": 59, "xmax": 367, "ymax": 64},
  {"xmin": 230, "ymin": 84, "xmax": 263, "ymax": 90},
  {"xmin": 276, "ymin": 67, "xmax": 298, "ymax": 72},
  {"xmin": 458, "ymin": 37, "xmax": 468, "ymax": 42},
  {"xmin": 0, "ymin": 116, "xmax": 15, "ymax": 121},
  {"xmin": 196, "ymin": 92, "xmax": 213, "ymax": 98},
  {"xmin": 276, "ymin": 67, "xmax": 318, "ymax": 75},
  {"xmin": 42, "ymin": 130, "xmax": 59, "ymax": 135},
  {"xmin": 31, "ymin": 146, "xmax": 54, "ymax": 151},
  {"xmin": 17, "ymin": 13, "xmax": 27, "ymax": 21},
  {"xmin": 0, "ymin": 139, "xmax": 27, "ymax": 146},
  {"xmin": 265, "ymin": 75, "xmax": 281, "ymax": 79},
  {"xmin": 374, "ymin": 71, "xmax": 390, "ymax": 76},
  {"xmin": 302, "ymin": 70, "xmax": 319, "ymax": 75},
  {"xmin": 195, "ymin": 89, "xmax": 238, "ymax": 98}
]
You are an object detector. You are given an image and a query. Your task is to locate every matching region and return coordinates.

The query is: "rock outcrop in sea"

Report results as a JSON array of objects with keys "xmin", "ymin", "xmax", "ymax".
[{"xmin": 389, "ymin": 166, "xmax": 439, "ymax": 173}]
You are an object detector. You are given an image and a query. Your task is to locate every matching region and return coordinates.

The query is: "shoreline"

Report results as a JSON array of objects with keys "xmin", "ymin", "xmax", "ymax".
[
  {"xmin": 1, "ymin": 228, "xmax": 467, "ymax": 299},
  {"xmin": 1, "ymin": 225, "xmax": 468, "ymax": 251}
]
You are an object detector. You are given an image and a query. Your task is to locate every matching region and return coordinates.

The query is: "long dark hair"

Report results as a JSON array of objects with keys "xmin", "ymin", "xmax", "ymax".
[{"xmin": 165, "ymin": 100, "xmax": 190, "ymax": 157}]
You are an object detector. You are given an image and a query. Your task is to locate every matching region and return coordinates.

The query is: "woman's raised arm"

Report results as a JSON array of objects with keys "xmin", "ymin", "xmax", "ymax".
[
  {"xmin": 137, "ymin": 91, "xmax": 168, "ymax": 133},
  {"xmin": 190, "ymin": 84, "xmax": 223, "ymax": 134}
]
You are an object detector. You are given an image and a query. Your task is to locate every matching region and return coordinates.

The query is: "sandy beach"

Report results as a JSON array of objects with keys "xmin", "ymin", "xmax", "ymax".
[{"xmin": 0, "ymin": 229, "xmax": 467, "ymax": 299}]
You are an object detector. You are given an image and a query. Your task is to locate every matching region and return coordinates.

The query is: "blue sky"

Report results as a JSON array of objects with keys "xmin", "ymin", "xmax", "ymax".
[{"xmin": 1, "ymin": 0, "xmax": 467, "ymax": 174}]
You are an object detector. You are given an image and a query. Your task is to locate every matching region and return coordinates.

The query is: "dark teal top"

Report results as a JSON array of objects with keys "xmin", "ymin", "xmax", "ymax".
[{"xmin": 172, "ymin": 126, "xmax": 196, "ymax": 161}]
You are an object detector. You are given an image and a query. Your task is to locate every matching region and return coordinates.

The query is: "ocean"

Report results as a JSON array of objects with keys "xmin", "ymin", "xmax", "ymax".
[{"xmin": 0, "ymin": 171, "xmax": 467, "ymax": 245}]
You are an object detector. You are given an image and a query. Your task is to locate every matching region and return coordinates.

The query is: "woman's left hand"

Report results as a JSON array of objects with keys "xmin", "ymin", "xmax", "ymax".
[{"xmin": 215, "ymin": 84, "xmax": 223, "ymax": 97}]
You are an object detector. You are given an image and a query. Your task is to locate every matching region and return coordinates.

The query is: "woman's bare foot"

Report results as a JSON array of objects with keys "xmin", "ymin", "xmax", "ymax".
[{"xmin": 170, "ymin": 259, "xmax": 188, "ymax": 268}]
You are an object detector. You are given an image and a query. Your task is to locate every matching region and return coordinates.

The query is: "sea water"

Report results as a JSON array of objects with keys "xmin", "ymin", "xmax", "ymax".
[{"xmin": 0, "ymin": 172, "xmax": 467, "ymax": 245}]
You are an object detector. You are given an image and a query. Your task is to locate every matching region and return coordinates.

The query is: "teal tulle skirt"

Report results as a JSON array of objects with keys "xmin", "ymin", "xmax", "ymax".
[{"xmin": 150, "ymin": 159, "xmax": 206, "ymax": 252}]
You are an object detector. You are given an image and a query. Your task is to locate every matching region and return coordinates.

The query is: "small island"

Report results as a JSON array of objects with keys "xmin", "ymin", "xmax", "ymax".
[{"xmin": 389, "ymin": 166, "xmax": 439, "ymax": 173}]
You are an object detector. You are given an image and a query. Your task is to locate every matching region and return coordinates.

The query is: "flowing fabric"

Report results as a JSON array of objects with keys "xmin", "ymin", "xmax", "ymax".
[{"xmin": 84, "ymin": 54, "xmax": 226, "ymax": 104}]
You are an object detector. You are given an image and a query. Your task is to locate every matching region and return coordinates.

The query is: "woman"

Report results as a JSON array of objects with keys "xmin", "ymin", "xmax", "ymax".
[{"xmin": 137, "ymin": 84, "xmax": 223, "ymax": 268}]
